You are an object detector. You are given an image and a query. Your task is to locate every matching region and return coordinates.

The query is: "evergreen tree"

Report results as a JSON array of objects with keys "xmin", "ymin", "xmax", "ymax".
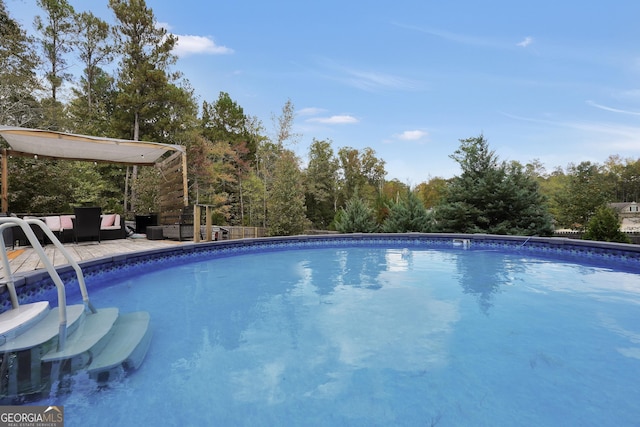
[
  {"xmin": 0, "ymin": 0, "xmax": 41, "ymax": 126},
  {"xmin": 68, "ymin": 11, "xmax": 114, "ymax": 135},
  {"xmin": 435, "ymin": 135, "xmax": 554, "ymax": 236},
  {"xmin": 335, "ymin": 191, "xmax": 377, "ymax": 233},
  {"xmin": 382, "ymin": 188, "xmax": 433, "ymax": 233},
  {"xmin": 583, "ymin": 205, "xmax": 630, "ymax": 243},
  {"xmin": 35, "ymin": 0, "xmax": 76, "ymax": 103}
]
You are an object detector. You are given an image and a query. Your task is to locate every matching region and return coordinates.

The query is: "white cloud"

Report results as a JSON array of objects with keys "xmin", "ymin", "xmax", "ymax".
[
  {"xmin": 173, "ymin": 35, "xmax": 233, "ymax": 57},
  {"xmin": 343, "ymin": 68, "xmax": 420, "ymax": 91},
  {"xmin": 307, "ymin": 115, "xmax": 359, "ymax": 124},
  {"xmin": 586, "ymin": 100, "xmax": 640, "ymax": 116},
  {"xmin": 298, "ymin": 107, "xmax": 327, "ymax": 116},
  {"xmin": 517, "ymin": 36, "xmax": 533, "ymax": 48},
  {"xmin": 395, "ymin": 130, "xmax": 428, "ymax": 141}
]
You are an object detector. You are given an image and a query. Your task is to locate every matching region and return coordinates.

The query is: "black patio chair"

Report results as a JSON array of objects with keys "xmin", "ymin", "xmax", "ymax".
[{"xmin": 73, "ymin": 207, "xmax": 102, "ymax": 244}]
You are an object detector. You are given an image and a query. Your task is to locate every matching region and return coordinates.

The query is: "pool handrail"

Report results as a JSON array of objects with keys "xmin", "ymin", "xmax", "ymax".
[{"xmin": 0, "ymin": 216, "xmax": 97, "ymax": 351}]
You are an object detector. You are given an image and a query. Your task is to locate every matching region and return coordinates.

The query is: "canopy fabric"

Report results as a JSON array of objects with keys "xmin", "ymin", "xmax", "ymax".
[{"xmin": 0, "ymin": 126, "xmax": 184, "ymax": 165}]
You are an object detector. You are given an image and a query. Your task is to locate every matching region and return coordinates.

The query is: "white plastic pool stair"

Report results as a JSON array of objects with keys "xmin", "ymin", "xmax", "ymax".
[{"xmin": 0, "ymin": 217, "xmax": 152, "ymax": 402}]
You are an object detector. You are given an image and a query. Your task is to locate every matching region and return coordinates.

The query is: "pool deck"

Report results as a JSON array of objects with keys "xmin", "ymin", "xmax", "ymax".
[{"xmin": 1, "ymin": 238, "xmax": 186, "ymax": 281}]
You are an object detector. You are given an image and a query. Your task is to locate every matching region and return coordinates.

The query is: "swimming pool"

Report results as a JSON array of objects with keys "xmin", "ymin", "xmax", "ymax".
[{"xmin": 13, "ymin": 235, "xmax": 640, "ymax": 425}]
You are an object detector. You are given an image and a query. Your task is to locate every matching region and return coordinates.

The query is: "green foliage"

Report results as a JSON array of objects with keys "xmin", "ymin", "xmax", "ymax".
[
  {"xmin": 305, "ymin": 138, "xmax": 339, "ymax": 229},
  {"xmin": 337, "ymin": 146, "xmax": 386, "ymax": 209},
  {"xmin": 4, "ymin": 0, "xmax": 640, "ymax": 235},
  {"xmin": 414, "ymin": 177, "xmax": 447, "ymax": 208},
  {"xmin": 201, "ymin": 92, "xmax": 255, "ymax": 160},
  {"xmin": 382, "ymin": 188, "xmax": 433, "ymax": 233},
  {"xmin": 583, "ymin": 205, "xmax": 630, "ymax": 243},
  {"xmin": 0, "ymin": 0, "xmax": 41, "ymax": 127},
  {"xmin": 435, "ymin": 135, "xmax": 554, "ymax": 236},
  {"xmin": 335, "ymin": 192, "xmax": 378, "ymax": 233},
  {"xmin": 553, "ymin": 161, "xmax": 610, "ymax": 230},
  {"xmin": 240, "ymin": 172, "xmax": 266, "ymax": 227},
  {"xmin": 267, "ymin": 150, "xmax": 308, "ymax": 236}
]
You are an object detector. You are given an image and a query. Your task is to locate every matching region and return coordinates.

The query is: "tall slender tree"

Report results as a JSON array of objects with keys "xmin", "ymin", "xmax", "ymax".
[
  {"xmin": 109, "ymin": 0, "xmax": 178, "ymax": 211},
  {"xmin": 0, "ymin": 0, "xmax": 41, "ymax": 126},
  {"xmin": 268, "ymin": 150, "xmax": 307, "ymax": 236},
  {"xmin": 305, "ymin": 138, "xmax": 339, "ymax": 228},
  {"xmin": 34, "ymin": 0, "xmax": 75, "ymax": 103},
  {"xmin": 73, "ymin": 12, "xmax": 113, "ymax": 112}
]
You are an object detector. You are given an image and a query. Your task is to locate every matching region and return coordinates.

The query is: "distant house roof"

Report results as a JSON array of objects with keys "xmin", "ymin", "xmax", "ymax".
[
  {"xmin": 610, "ymin": 202, "xmax": 638, "ymax": 212},
  {"xmin": 0, "ymin": 126, "xmax": 184, "ymax": 165}
]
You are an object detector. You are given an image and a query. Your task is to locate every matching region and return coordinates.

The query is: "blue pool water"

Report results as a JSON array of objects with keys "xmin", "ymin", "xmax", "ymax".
[{"xmin": 35, "ymin": 246, "xmax": 640, "ymax": 426}]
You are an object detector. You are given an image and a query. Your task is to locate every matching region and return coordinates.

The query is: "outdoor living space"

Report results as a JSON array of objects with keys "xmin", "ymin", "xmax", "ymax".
[{"xmin": 1, "ymin": 237, "xmax": 183, "ymax": 281}]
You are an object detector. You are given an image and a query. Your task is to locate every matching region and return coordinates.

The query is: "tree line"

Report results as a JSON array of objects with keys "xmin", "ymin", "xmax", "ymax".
[{"xmin": 1, "ymin": 0, "xmax": 638, "ymax": 241}]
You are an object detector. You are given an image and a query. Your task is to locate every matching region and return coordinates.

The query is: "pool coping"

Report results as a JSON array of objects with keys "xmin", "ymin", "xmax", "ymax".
[{"xmin": 4, "ymin": 233, "xmax": 640, "ymax": 309}]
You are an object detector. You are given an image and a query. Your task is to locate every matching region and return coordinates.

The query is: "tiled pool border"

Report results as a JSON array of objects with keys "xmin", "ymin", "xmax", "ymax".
[{"xmin": 4, "ymin": 233, "xmax": 640, "ymax": 310}]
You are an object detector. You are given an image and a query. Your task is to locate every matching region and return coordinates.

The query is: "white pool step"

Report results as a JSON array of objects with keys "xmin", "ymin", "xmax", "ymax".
[
  {"xmin": 42, "ymin": 308, "xmax": 119, "ymax": 364},
  {"xmin": 0, "ymin": 301, "xmax": 51, "ymax": 342},
  {"xmin": 0, "ymin": 305, "xmax": 86, "ymax": 352},
  {"xmin": 88, "ymin": 311, "xmax": 152, "ymax": 381},
  {"xmin": 0, "ymin": 303, "xmax": 152, "ymax": 401}
]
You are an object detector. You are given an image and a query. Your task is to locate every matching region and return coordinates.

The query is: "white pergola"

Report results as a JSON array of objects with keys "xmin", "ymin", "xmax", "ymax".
[{"xmin": 0, "ymin": 126, "xmax": 188, "ymax": 212}]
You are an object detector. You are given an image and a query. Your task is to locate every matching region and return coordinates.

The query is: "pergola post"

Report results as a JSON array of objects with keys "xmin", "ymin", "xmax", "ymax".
[{"xmin": 1, "ymin": 149, "xmax": 8, "ymax": 213}]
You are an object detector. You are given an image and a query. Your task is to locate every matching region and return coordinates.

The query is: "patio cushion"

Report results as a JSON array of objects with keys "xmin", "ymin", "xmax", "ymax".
[
  {"xmin": 101, "ymin": 214, "xmax": 117, "ymax": 228},
  {"xmin": 44, "ymin": 216, "xmax": 61, "ymax": 232},
  {"xmin": 60, "ymin": 215, "xmax": 74, "ymax": 230}
]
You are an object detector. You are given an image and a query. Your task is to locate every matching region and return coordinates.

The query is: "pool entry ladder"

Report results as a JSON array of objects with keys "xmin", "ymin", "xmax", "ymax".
[{"xmin": 0, "ymin": 217, "xmax": 152, "ymax": 402}]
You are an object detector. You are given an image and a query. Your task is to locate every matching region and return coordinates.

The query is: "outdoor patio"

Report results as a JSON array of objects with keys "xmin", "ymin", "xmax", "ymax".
[{"xmin": 2, "ymin": 237, "xmax": 184, "ymax": 280}]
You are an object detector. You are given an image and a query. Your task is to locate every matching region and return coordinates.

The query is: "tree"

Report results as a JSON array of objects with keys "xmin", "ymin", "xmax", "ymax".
[
  {"xmin": 109, "ymin": 0, "xmax": 179, "ymax": 211},
  {"xmin": 272, "ymin": 98, "xmax": 299, "ymax": 149},
  {"xmin": 382, "ymin": 188, "xmax": 433, "ymax": 233},
  {"xmin": 337, "ymin": 146, "xmax": 386, "ymax": 205},
  {"xmin": 435, "ymin": 135, "xmax": 553, "ymax": 236},
  {"xmin": 583, "ymin": 205, "xmax": 630, "ymax": 243},
  {"xmin": 268, "ymin": 150, "xmax": 307, "ymax": 236},
  {"xmin": 69, "ymin": 10, "xmax": 114, "ymax": 134},
  {"xmin": 305, "ymin": 138, "xmax": 339, "ymax": 229},
  {"xmin": 414, "ymin": 177, "xmax": 447, "ymax": 208},
  {"xmin": 34, "ymin": 0, "xmax": 76, "ymax": 103},
  {"xmin": 0, "ymin": 0, "xmax": 41, "ymax": 126},
  {"xmin": 554, "ymin": 161, "xmax": 610, "ymax": 230},
  {"xmin": 202, "ymin": 93, "xmax": 248, "ymax": 148},
  {"xmin": 334, "ymin": 191, "xmax": 378, "ymax": 233}
]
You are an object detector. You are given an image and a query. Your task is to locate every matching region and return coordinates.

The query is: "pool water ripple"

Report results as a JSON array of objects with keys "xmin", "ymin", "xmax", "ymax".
[{"xmin": 29, "ymin": 246, "xmax": 640, "ymax": 426}]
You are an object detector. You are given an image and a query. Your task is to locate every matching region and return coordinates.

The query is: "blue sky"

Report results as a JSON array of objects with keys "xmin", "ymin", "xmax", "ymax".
[{"xmin": 6, "ymin": 0, "xmax": 640, "ymax": 183}]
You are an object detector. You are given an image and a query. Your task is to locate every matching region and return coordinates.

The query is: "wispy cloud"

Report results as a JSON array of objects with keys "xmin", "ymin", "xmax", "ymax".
[
  {"xmin": 587, "ymin": 100, "xmax": 640, "ymax": 116},
  {"xmin": 502, "ymin": 111, "xmax": 640, "ymax": 152},
  {"xmin": 307, "ymin": 115, "xmax": 359, "ymax": 124},
  {"xmin": 517, "ymin": 36, "xmax": 534, "ymax": 48},
  {"xmin": 174, "ymin": 35, "xmax": 233, "ymax": 57},
  {"xmin": 298, "ymin": 107, "xmax": 327, "ymax": 116},
  {"xmin": 315, "ymin": 57, "xmax": 422, "ymax": 91},
  {"xmin": 395, "ymin": 130, "xmax": 428, "ymax": 141},
  {"xmin": 393, "ymin": 22, "xmax": 508, "ymax": 49}
]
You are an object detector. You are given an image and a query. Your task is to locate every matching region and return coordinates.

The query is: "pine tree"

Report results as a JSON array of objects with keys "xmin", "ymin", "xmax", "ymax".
[
  {"xmin": 335, "ymin": 191, "xmax": 377, "ymax": 233},
  {"xmin": 382, "ymin": 188, "xmax": 433, "ymax": 233},
  {"xmin": 0, "ymin": 0, "xmax": 41, "ymax": 126},
  {"xmin": 583, "ymin": 205, "xmax": 630, "ymax": 243},
  {"xmin": 435, "ymin": 135, "xmax": 554, "ymax": 236}
]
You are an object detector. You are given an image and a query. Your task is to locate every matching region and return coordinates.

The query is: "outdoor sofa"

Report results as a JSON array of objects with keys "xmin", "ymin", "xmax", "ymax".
[{"xmin": 38, "ymin": 212, "xmax": 126, "ymax": 243}]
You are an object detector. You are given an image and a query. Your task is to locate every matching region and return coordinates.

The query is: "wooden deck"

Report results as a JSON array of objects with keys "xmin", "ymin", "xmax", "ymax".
[{"xmin": 2, "ymin": 238, "xmax": 186, "ymax": 280}]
